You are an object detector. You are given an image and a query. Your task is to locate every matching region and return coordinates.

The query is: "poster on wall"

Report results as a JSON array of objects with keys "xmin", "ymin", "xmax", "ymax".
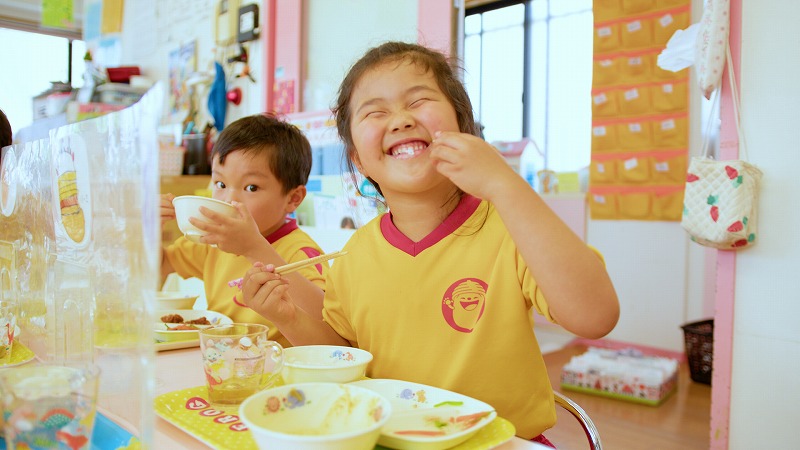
[{"xmin": 168, "ymin": 41, "xmax": 197, "ymax": 122}]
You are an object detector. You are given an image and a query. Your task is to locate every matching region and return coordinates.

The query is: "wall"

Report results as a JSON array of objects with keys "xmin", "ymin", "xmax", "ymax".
[
  {"xmin": 728, "ymin": 1, "xmax": 800, "ymax": 447},
  {"xmin": 303, "ymin": 0, "xmax": 417, "ymax": 112},
  {"xmin": 120, "ymin": 0, "xmax": 264, "ymax": 127}
]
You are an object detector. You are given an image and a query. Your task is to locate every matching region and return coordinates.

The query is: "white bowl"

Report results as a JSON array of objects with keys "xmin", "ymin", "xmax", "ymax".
[
  {"xmin": 156, "ymin": 291, "xmax": 199, "ymax": 309},
  {"xmin": 172, "ymin": 195, "xmax": 237, "ymax": 243},
  {"xmin": 348, "ymin": 379, "xmax": 497, "ymax": 450},
  {"xmin": 240, "ymin": 382, "xmax": 391, "ymax": 450},
  {"xmin": 282, "ymin": 345, "xmax": 372, "ymax": 384},
  {"xmin": 154, "ymin": 309, "xmax": 232, "ymax": 343}
]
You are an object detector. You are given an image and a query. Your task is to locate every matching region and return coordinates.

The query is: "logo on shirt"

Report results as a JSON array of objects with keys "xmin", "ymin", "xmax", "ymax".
[{"xmin": 441, "ymin": 278, "xmax": 488, "ymax": 333}]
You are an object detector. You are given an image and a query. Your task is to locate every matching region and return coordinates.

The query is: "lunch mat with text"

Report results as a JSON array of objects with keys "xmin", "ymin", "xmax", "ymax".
[{"xmin": 154, "ymin": 385, "xmax": 516, "ymax": 450}]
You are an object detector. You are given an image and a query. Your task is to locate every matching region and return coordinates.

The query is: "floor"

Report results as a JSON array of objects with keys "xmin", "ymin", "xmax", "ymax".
[{"xmin": 533, "ymin": 324, "xmax": 712, "ymax": 450}]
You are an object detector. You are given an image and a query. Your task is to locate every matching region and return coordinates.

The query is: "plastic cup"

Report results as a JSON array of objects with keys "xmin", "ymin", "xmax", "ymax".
[
  {"xmin": 0, "ymin": 364, "xmax": 101, "ymax": 450},
  {"xmin": 199, "ymin": 323, "xmax": 284, "ymax": 406}
]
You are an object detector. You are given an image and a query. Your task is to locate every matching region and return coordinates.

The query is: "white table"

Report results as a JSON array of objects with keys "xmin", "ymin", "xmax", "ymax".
[{"xmin": 155, "ymin": 347, "xmax": 549, "ymax": 449}]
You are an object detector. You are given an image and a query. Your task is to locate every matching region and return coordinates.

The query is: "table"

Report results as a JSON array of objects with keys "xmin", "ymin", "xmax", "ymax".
[{"xmin": 155, "ymin": 347, "xmax": 549, "ymax": 449}]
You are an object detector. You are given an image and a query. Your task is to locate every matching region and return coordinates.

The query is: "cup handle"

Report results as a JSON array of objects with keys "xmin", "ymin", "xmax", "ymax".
[{"xmin": 260, "ymin": 341, "xmax": 284, "ymax": 389}]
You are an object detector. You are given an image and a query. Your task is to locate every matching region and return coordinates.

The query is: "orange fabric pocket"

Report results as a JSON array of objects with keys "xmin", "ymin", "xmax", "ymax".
[
  {"xmin": 618, "ymin": 191, "xmax": 652, "ymax": 219},
  {"xmin": 620, "ymin": 18, "xmax": 653, "ymax": 50},
  {"xmin": 595, "ymin": 23, "xmax": 621, "ymax": 53},
  {"xmin": 657, "ymin": 0, "xmax": 689, "ymax": 8},
  {"xmin": 618, "ymin": 86, "xmax": 652, "ymax": 115},
  {"xmin": 653, "ymin": 188, "xmax": 684, "ymax": 221},
  {"xmin": 592, "ymin": 90, "xmax": 620, "ymax": 118},
  {"xmin": 620, "ymin": 54, "xmax": 653, "ymax": 84},
  {"xmin": 651, "ymin": 152, "xmax": 688, "ymax": 183},
  {"xmin": 590, "ymin": 159, "xmax": 618, "ymax": 184},
  {"xmin": 652, "ymin": 116, "xmax": 688, "ymax": 148},
  {"xmin": 594, "ymin": 0, "xmax": 623, "ymax": 22},
  {"xmin": 654, "ymin": 10, "xmax": 691, "ymax": 44},
  {"xmin": 589, "ymin": 192, "xmax": 618, "ymax": 220},
  {"xmin": 621, "ymin": 0, "xmax": 656, "ymax": 14},
  {"xmin": 617, "ymin": 121, "xmax": 653, "ymax": 150},
  {"xmin": 593, "ymin": 58, "xmax": 620, "ymax": 87},
  {"xmin": 618, "ymin": 156, "xmax": 652, "ymax": 183},
  {"xmin": 591, "ymin": 125, "xmax": 619, "ymax": 152},
  {"xmin": 651, "ymin": 81, "xmax": 689, "ymax": 112}
]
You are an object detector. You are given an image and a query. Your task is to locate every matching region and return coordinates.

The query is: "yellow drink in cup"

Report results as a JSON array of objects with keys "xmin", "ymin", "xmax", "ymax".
[{"xmin": 199, "ymin": 323, "xmax": 284, "ymax": 406}]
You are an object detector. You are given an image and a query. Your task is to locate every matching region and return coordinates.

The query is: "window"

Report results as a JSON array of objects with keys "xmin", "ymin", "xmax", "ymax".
[
  {"xmin": 0, "ymin": 28, "xmax": 85, "ymax": 138},
  {"xmin": 464, "ymin": 0, "xmax": 594, "ymax": 172}
]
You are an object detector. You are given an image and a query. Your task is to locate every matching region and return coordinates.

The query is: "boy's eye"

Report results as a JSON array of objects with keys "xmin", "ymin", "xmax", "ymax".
[
  {"xmin": 214, "ymin": 181, "xmax": 226, "ymax": 189},
  {"xmin": 410, "ymin": 98, "xmax": 429, "ymax": 107},
  {"xmin": 365, "ymin": 110, "xmax": 385, "ymax": 118},
  {"xmin": 245, "ymin": 185, "xmax": 258, "ymax": 192}
]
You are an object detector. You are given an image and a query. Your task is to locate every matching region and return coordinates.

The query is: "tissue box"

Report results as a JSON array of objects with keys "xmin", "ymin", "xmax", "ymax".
[{"xmin": 561, "ymin": 347, "xmax": 678, "ymax": 406}]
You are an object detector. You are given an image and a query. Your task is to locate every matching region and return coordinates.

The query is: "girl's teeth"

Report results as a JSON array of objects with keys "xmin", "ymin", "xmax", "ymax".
[{"xmin": 392, "ymin": 142, "xmax": 426, "ymax": 159}]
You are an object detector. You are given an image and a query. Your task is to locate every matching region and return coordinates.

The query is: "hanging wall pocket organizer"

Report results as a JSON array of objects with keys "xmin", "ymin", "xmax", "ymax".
[{"xmin": 681, "ymin": 45, "xmax": 762, "ymax": 250}]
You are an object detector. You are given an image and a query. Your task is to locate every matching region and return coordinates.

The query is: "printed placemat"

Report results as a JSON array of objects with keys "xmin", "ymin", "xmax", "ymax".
[
  {"xmin": 0, "ymin": 341, "xmax": 36, "ymax": 368},
  {"xmin": 154, "ymin": 385, "xmax": 516, "ymax": 450}
]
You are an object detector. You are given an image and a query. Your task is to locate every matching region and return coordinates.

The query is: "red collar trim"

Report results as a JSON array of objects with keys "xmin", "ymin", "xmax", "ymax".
[
  {"xmin": 267, "ymin": 218, "xmax": 297, "ymax": 243},
  {"xmin": 380, "ymin": 194, "xmax": 481, "ymax": 256}
]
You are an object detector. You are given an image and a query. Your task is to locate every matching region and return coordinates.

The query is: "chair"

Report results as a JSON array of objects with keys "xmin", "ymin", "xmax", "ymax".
[{"xmin": 553, "ymin": 391, "xmax": 602, "ymax": 450}]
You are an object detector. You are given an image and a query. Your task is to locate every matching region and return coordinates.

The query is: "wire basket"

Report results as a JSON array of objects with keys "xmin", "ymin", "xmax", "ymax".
[{"xmin": 681, "ymin": 319, "xmax": 713, "ymax": 385}]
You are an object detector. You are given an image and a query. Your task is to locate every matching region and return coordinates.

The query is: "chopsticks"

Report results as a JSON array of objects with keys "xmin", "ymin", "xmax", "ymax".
[
  {"xmin": 274, "ymin": 250, "xmax": 348, "ymax": 275},
  {"xmin": 228, "ymin": 251, "xmax": 348, "ymax": 289}
]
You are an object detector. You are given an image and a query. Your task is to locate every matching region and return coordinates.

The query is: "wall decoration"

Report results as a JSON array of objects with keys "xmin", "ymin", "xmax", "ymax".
[
  {"xmin": 168, "ymin": 41, "xmax": 197, "ymax": 122},
  {"xmin": 589, "ymin": 0, "xmax": 692, "ymax": 221}
]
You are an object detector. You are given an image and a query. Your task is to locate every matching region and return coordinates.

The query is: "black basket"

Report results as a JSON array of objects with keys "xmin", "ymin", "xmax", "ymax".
[{"xmin": 681, "ymin": 319, "xmax": 714, "ymax": 385}]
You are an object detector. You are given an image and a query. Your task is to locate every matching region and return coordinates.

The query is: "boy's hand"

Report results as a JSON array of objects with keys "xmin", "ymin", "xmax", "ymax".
[
  {"xmin": 190, "ymin": 201, "xmax": 265, "ymax": 255},
  {"xmin": 428, "ymin": 131, "xmax": 522, "ymax": 203},
  {"xmin": 160, "ymin": 193, "xmax": 177, "ymax": 225},
  {"xmin": 242, "ymin": 262, "xmax": 297, "ymax": 325}
]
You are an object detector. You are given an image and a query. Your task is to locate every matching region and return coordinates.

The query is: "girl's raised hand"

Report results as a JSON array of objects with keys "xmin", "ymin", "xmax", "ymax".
[
  {"xmin": 241, "ymin": 262, "xmax": 297, "ymax": 325},
  {"xmin": 428, "ymin": 131, "xmax": 521, "ymax": 202}
]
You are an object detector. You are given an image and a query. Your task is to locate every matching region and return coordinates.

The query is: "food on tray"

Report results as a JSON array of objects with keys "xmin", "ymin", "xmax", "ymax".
[{"xmin": 160, "ymin": 314, "xmax": 212, "ymax": 329}]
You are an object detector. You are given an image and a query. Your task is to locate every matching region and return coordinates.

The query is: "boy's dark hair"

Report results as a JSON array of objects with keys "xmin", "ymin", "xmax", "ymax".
[
  {"xmin": 1, "ymin": 109, "xmax": 11, "ymax": 148},
  {"xmin": 332, "ymin": 41, "xmax": 478, "ymax": 197},
  {"xmin": 211, "ymin": 113, "xmax": 312, "ymax": 194}
]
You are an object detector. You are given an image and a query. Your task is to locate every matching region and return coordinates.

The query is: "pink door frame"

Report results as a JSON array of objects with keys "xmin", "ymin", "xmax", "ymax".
[{"xmin": 710, "ymin": 0, "xmax": 742, "ymax": 448}]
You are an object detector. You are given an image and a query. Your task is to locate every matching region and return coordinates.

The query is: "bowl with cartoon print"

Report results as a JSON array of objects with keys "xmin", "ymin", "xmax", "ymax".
[
  {"xmin": 239, "ymin": 382, "xmax": 392, "ymax": 450},
  {"xmin": 281, "ymin": 345, "xmax": 373, "ymax": 384},
  {"xmin": 172, "ymin": 195, "xmax": 237, "ymax": 243}
]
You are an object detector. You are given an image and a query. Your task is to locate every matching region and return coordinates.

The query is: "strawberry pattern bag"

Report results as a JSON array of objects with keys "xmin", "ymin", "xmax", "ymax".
[
  {"xmin": 681, "ymin": 157, "xmax": 761, "ymax": 249},
  {"xmin": 681, "ymin": 45, "xmax": 762, "ymax": 250}
]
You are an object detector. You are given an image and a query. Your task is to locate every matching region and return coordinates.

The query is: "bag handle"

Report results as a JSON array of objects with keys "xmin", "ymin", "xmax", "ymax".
[
  {"xmin": 726, "ymin": 43, "xmax": 748, "ymax": 161},
  {"xmin": 700, "ymin": 43, "xmax": 748, "ymax": 161}
]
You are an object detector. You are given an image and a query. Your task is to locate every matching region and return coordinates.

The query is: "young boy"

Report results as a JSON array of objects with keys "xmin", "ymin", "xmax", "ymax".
[{"xmin": 160, "ymin": 113, "xmax": 327, "ymax": 348}]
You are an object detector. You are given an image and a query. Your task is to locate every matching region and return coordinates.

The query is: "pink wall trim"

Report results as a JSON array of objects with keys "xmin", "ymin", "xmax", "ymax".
[
  {"xmin": 262, "ymin": 0, "xmax": 302, "ymax": 113},
  {"xmin": 710, "ymin": 0, "xmax": 742, "ymax": 448},
  {"xmin": 275, "ymin": 1, "xmax": 302, "ymax": 111},
  {"xmin": 261, "ymin": 0, "xmax": 276, "ymax": 112},
  {"xmin": 417, "ymin": 0, "xmax": 453, "ymax": 56}
]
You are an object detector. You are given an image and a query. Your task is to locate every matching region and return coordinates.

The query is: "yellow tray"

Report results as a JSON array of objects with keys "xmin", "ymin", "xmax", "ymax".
[
  {"xmin": 0, "ymin": 342, "xmax": 36, "ymax": 368},
  {"xmin": 154, "ymin": 386, "xmax": 516, "ymax": 450}
]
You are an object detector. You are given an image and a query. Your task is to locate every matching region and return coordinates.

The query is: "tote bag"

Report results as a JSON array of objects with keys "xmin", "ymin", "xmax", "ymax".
[{"xmin": 681, "ymin": 45, "xmax": 762, "ymax": 250}]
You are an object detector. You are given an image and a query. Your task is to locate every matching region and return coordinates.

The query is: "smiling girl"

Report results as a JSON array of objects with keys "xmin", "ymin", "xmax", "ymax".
[{"xmin": 243, "ymin": 42, "xmax": 619, "ymax": 444}]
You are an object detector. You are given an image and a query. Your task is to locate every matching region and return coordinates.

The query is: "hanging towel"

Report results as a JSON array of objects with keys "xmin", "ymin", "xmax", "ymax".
[{"xmin": 207, "ymin": 62, "xmax": 227, "ymax": 131}]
